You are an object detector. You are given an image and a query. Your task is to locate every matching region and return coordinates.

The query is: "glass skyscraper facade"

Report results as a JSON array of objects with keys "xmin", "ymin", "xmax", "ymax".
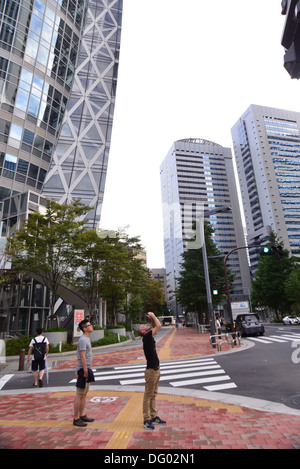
[
  {"xmin": 0, "ymin": 0, "xmax": 88, "ymax": 210},
  {"xmin": 0, "ymin": 0, "xmax": 123, "ymax": 336},
  {"xmin": 160, "ymin": 138, "xmax": 251, "ymax": 315},
  {"xmin": 231, "ymin": 105, "xmax": 300, "ymax": 274}
]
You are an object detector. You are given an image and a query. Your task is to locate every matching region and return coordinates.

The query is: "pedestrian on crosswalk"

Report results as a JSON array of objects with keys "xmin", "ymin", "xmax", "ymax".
[{"xmin": 138, "ymin": 312, "xmax": 167, "ymax": 430}]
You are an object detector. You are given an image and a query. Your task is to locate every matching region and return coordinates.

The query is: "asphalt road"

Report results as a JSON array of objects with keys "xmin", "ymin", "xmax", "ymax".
[{"xmin": 216, "ymin": 324, "xmax": 300, "ymax": 408}]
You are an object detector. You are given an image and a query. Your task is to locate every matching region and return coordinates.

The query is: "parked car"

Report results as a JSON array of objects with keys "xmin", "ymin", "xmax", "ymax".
[
  {"xmin": 282, "ymin": 315, "xmax": 300, "ymax": 325},
  {"xmin": 235, "ymin": 313, "xmax": 265, "ymax": 337}
]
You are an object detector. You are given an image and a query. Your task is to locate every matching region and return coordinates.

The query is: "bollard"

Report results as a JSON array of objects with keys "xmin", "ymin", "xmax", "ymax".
[
  {"xmin": 18, "ymin": 348, "xmax": 25, "ymax": 371},
  {"xmin": 59, "ymin": 341, "xmax": 62, "ymax": 353}
]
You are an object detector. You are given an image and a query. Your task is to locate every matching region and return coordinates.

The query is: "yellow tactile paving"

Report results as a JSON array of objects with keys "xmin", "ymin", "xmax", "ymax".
[
  {"xmin": 105, "ymin": 393, "xmax": 143, "ymax": 449},
  {"xmin": 157, "ymin": 327, "xmax": 177, "ymax": 361}
]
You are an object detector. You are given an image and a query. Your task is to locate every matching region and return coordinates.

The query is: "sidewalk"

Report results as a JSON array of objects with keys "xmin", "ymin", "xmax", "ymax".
[{"xmin": 1, "ymin": 326, "xmax": 300, "ymax": 450}]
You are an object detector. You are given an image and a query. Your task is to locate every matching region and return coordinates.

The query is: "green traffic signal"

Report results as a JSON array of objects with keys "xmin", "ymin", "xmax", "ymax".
[{"xmin": 259, "ymin": 244, "xmax": 283, "ymax": 260}]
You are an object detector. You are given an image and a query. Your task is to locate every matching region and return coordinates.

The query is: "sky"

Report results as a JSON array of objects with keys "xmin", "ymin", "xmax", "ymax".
[{"xmin": 100, "ymin": 0, "xmax": 300, "ymax": 269}]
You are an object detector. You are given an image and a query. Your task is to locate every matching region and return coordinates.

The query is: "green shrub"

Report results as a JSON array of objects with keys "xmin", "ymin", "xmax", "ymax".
[
  {"xmin": 5, "ymin": 335, "xmax": 33, "ymax": 356},
  {"xmin": 4, "ymin": 329, "xmax": 128, "ymax": 355},
  {"xmin": 106, "ymin": 324, "xmax": 125, "ymax": 329},
  {"xmin": 91, "ymin": 330, "xmax": 128, "ymax": 346}
]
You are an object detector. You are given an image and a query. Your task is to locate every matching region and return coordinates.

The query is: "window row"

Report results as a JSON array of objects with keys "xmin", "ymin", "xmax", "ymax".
[
  {"xmin": 0, "ymin": 0, "xmax": 81, "ymax": 88},
  {"xmin": 0, "ymin": 61, "xmax": 68, "ymax": 133},
  {"xmin": 0, "ymin": 151, "xmax": 47, "ymax": 183},
  {"xmin": 0, "ymin": 117, "xmax": 53, "ymax": 159}
]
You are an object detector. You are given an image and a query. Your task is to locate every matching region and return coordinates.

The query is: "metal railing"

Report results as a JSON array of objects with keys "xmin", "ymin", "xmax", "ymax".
[
  {"xmin": 194, "ymin": 324, "xmax": 211, "ymax": 333},
  {"xmin": 209, "ymin": 332, "xmax": 240, "ymax": 352}
]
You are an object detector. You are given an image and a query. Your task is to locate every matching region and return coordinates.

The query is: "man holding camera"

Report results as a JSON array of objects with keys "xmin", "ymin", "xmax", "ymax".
[{"xmin": 138, "ymin": 312, "xmax": 166, "ymax": 430}]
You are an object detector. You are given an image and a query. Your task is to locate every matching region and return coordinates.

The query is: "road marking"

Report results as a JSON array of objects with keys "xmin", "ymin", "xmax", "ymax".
[
  {"xmin": 114, "ymin": 357, "xmax": 216, "ymax": 371},
  {"xmin": 246, "ymin": 337, "xmax": 274, "ymax": 344},
  {"xmin": 120, "ymin": 368, "xmax": 226, "ymax": 385},
  {"xmin": 0, "ymin": 374, "xmax": 14, "ymax": 390},
  {"xmin": 204, "ymin": 382, "xmax": 237, "ymax": 391},
  {"xmin": 271, "ymin": 335, "xmax": 299, "ymax": 341},
  {"xmin": 170, "ymin": 375, "xmax": 231, "ymax": 387},
  {"xmin": 68, "ymin": 357, "xmax": 236, "ymax": 392}
]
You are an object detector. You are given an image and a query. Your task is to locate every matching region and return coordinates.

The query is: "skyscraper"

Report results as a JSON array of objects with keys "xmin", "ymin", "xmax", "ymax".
[
  {"xmin": 231, "ymin": 104, "xmax": 300, "ymax": 273},
  {"xmin": 0, "ymin": 0, "xmax": 123, "ymax": 335},
  {"xmin": 42, "ymin": 0, "xmax": 123, "ymax": 227},
  {"xmin": 0, "ymin": 0, "xmax": 88, "ymax": 213},
  {"xmin": 160, "ymin": 138, "xmax": 251, "ymax": 314}
]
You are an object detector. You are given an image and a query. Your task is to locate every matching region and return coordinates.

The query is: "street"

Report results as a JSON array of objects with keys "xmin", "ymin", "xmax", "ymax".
[
  {"xmin": 216, "ymin": 324, "xmax": 300, "ymax": 408},
  {"xmin": 2, "ymin": 324, "xmax": 300, "ymax": 411}
]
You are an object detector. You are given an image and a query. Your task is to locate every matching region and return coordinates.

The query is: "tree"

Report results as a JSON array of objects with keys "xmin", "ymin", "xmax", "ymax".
[
  {"xmin": 285, "ymin": 267, "xmax": 300, "ymax": 313},
  {"xmin": 97, "ymin": 230, "xmax": 146, "ymax": 325},
  {"xmin": 124, "ymin": 293, "xmax": 144, "ymax": 329},
  {"xmin": 139, "ymin": 277, "xmax": 166, "ymax": 316},
  {"xmin": 251, "ymin": 232, "xmax": 295, "ymax": 319},
  {"xmin": 6, "ymin": 198, "xmax": 90, "ymax": 327},
  {"xmin": 70, "ymin": 228, "xmax": 107, "ymax": 319},
  {"xmin": 176, "ymin": 220, "xmax": 234, "ymax": 323}
]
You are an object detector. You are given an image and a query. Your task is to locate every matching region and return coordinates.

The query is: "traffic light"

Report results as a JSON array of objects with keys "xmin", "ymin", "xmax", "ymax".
[
  {"xmin": 212, "ymin": 284, "xmax": 218, "ymax": 295},
  {"xmin": 260, "ymin": 245, "xmax": 272, "ymax": 255},
  {"xmin": 274, "ymin": 245, "xmax": 283, "ymax": 260},
  {"xmin": 259, "ymin": 244, "xmax": 283, "ymax": 260},
  {"xmin": 281, "ymin": 0, "xmax": 300, "ymax": 78}
]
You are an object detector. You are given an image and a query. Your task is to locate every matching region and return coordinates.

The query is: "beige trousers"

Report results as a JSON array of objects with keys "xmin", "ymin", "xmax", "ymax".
[{"xmin": 143, "ymin": 368, "xmax": 160, "ymax": 422}]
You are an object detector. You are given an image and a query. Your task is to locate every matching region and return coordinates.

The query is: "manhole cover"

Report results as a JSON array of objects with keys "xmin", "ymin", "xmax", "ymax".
[{"xmin": 284, "ymin": 395, "xmax": 300, "ymax": 409}]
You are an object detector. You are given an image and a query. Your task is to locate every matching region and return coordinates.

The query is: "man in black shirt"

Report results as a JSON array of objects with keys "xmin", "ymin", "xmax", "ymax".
[{"xmin": 138, "ymin": 312, "xmax": 166, "ymax": 430}]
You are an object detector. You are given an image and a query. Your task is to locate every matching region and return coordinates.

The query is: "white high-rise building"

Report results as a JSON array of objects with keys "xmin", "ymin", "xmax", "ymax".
[
  {"xmin": 160, "ymin": 138, "xmax": 251, "ymax": 314},
  {"xmin": 231, "ymin": 104, "xmax": 300, "ymax": 273}
]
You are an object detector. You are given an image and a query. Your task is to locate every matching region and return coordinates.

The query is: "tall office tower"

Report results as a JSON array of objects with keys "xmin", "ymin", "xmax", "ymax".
[
  {"xmin": 0, "ymin": 0, "xmax": 122, "ymax": 335},
  {"xmin": 42, "ymin": 0, "xmax": 123, "ymax": 227},
  {"xmin": 0, "ymin": 0, "xmax": 88, "ymax": 217},
  {"xmin": 160, "ymin": 138, "xmax": 251, "ymax": 314},
  {"xmin": 231, "ymin": 104, "xmax": 300, "ymax": 273}
]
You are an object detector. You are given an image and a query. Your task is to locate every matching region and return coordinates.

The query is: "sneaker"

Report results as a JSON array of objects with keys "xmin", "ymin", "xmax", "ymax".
[
  {"xmin": 73, "ymin": 418, "xmax": 87, "ymax": 427},
  {"xmin": 143, "ymin": 420, "xmax": 154, "ymax": 430},
  {"xmin": 80, "ymin": 415, "xmax": 94, "ymax": 422},
  {"xmin": 152, "ymin": 416, "xmax": 166, "ymax": 424}
]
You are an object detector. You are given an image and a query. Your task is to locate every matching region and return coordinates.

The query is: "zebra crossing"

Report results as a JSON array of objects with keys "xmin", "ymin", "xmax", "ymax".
[
  {"xmin": 70, "ymin": 357, "xmax": 237, "ymax": 392},
  {"xmin": 246, "ymin": 331, "xmax": 300, "ymax": 345}
]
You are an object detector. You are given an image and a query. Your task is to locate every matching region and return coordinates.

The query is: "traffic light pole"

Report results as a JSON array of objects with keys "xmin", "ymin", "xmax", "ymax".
[
  {"xmin": 201, "ymin": 205, "xmax": 231, "ymax": 348},
  {"xmin": 201, "ymin": 222, "xmax": 216, "ymax": 347}
]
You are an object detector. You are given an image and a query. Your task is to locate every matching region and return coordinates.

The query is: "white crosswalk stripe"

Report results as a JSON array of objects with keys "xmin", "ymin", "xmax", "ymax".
[
  {"xmin": 69, "ymin": 357, "xmax": 237, "ymax": 392},
  {"xmin": 246, "ymin": 332, "xmax": 300, "ymax": 345}
]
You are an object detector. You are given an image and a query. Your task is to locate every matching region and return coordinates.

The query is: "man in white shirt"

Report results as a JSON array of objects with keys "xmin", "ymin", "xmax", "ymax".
[{"xmin": 27, "ymin": 327, "xmax": 49, "ymax": 387}]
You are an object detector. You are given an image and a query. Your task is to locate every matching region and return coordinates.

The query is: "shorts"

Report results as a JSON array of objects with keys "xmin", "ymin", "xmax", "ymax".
[
  {"xmin": 32, "ymin": 359, "xmax": 45, "ymax": 372},
  {"xmin": 75, "ymin": 371, "xmax": 90, "ymax": 395}
]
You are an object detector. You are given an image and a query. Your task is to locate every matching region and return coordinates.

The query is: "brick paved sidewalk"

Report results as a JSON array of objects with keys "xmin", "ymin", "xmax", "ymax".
[{"xmin": 1, "ymin": 389, "xmax": 300, "ymax": 449}]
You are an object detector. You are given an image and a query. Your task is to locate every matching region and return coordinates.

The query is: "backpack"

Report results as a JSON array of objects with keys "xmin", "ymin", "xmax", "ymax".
[{"xmin": 33, "ymin": 337, "xmax": 46, "ymax": 360}]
